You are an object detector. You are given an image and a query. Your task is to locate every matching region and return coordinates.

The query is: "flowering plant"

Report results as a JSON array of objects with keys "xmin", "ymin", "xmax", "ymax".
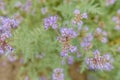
[{"xmin": 0, "ymin": 0, "xmax": 120, "ymax": 80}]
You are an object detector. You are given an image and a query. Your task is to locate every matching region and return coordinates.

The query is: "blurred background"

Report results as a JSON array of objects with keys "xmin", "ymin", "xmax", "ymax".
[{"xmin": 0, "ymin": 0, "xmax": 120, "ymax": 80}]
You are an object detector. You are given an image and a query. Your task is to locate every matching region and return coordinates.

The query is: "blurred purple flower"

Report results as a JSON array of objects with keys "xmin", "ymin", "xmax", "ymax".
[
  {"xmin": 14, "ymin": 1, "xmax": 22, "ymax": 8},
  {"xmin": 80, "ymin": 33, "xmax": 93, "ymax": 50},
  {"xmin": 13, "ymin": 12, "xmax": 23, "ymax": 25},
  {"xmin": 22, "ymin": 0, "xmax": 32, "ymax": 13},
  {"xmin": 60, "ymin": 28, "xmax": 77, "ymax": 38},
  {"xmin": 94, "ymin": 27, "xmax": 108, "ymax": 43},
  {"xmin": 41, "ymin": 7, "xmax": 48, "ymax": 15},
  {"xmin": 86, "ymin": 50, "xmax": 114, "ymax": 71},
  {"xmin": 44, "ymin": 16, "xmax": 58, "ymax": 30},
  {"xmin": 76, "ymin": 52, "xmax": 82, "ymax": 58},
  {"xmin": 74, "ymin": 9, "xmax": 80, "ymax": 14},
  {"xmin": 0, "ymin": 47, "xmax": 4, "ymax": 55},
  {"xmin": 69, "ymin": 46, "xmax": 78, "ymax": 53},
  {"xmin": 67, "ymin": 56, "xmax": 74, "ymax": 64},
  {"xmin": 7, "ymin": 54, "xmax": 17, "ymax": 62},
  {"xmin": 60, "ymin": 50, "xmax": 68, "ymax": 57},
  {"xmin": 112, "ymin": 9, "xmax": 120, "ymax": 30},
  {"xmin": 81, "ymin": 12, "xmax": 88, "ymax": 19},
  {"xmin": 0, "ymin": 0, "xmax": 5, "ymax": 10},
  {"xmin": 52, "ymin": 68, "xmax": 64, "ymax": 80},
  {"xmin": 106, "ymin": 0, "xmax": 116, "ymax": 6},
  {"xmin": 72, "ymin": 9, "xmax": 88, "ymax": 30},
  {"xmin": 24, "ymin": 76, "xmax": 30, "ymax": 80}
]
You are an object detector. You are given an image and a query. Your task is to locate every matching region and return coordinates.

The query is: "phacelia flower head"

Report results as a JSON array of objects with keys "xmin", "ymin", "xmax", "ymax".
[
  {"xmin": 14, "ymin": 1, "xmax": 22, "ymax": 8},
  {"xmin": 94, "ymin": 27, "xmax": 108, "ymax": 43},
  {"xmin": 0, "ymin": 17, "xmax": 18, "ymax": 55},
  {"xmin": 69, "ymin": 46, "xmax": 78, "ymax": 53},
  {"xmin": 72, "ymin": 9, "xmax": 88, "ymax": 28},
  {"xmin": 13, "ymin": 12, "xmax": 23, "ymax": 25},
  {"xmin": 86, "ymin": 50, "xmax": 114, "ymax": 71},
  {"xmin": 80, "ymin": 33, "xmax": 93, "ymax": 50},
  {"xmin": 22, "ymin": 0, "xmax": 32, "ymax": 13},
  {"xmin": 41, "ymin": 7, "xmax": 48, "ymax": 15},
  {"xmin": 52, "ymin": 68, "xmax": 64, "ymax": 80},
  {"xmin": 58, "ymin": 28, "xmax": 78, "ymax": 57},
  {"xmin": 60, "ymin": 28, "xmax": 77, "ymax": 39},
  {"xmin": 67, "ymin": 56, "xmax": 74, "ymax": 64},
  {"xmin": 112, "ymin": 9, "xmax": 120, "ymax": 30},
  {"xmin": 0, "ymin": 0, "xmax": 5, "ymax": 11},
  {"xmin": 106, "ymin": 0, "xmax": 116, "ymax": 6},
  {"xmin": 1, "ymin": 17, "xmax": 19, "ymax": 29},
  {"xmin": 44, "ymin": 16, "xmax": 58, "ymax": 30}
]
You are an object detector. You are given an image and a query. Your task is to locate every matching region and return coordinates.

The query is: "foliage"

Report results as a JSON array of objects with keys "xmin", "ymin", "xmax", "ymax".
[{"xmin": 1, "ymin": 0, "xmax": 120, "ymax": 80}]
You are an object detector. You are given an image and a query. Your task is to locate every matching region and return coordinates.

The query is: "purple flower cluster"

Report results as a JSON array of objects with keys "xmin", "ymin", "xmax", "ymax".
[
  {"xmin": 13, "ymin": 12, "xmax": 23, "ymax": 25},
  {"xmin": 44, "ymin": 16, "xmax": 58, "ymax": 30},
  {"xmin": 41, "ymin": 7, "xmax": 48, "ymax": 15},
  {"xmin": 86, "ymin": 50, "xmax": 114, "ymax": 71},
  {"xmin": 0, "ymin": 17, "xmax": 18, "ymax": 55},
  {"xmin": 14, "ymin": 0, "xmax": 32, "ymax": 13},
  {"xmin": 57, "ymin": 28, "xmax": 78, "ymax": 64},
  {"xmin": 112, "ymin": 9, "xmax": 120, "ymax": 30},
  {"xmin": 58, "ymin": 28, "xmax": 78, "ymax": 56},
  {"xmin": 72, "ymin": 9, "xmax": 88, "ymax": 29},
  {"xmin": 60, "ymin": 28, "xmax": 77, "ymax": 39},
  {"xmin": 0, "ymin": 0, "xmax": 5, "ymax": 11},
  {"xmin": 106, "ymin": 0, "xmax": 116, "ymax": 6},
  {"xmin": 80, "ymin": 33, "xmax": 93, "ymax": 50},
  {"xmin": 117, "ymin": 47, "xmax": 120, "ymax": 52},
  {"xmin": 22, "ymin": 0, "xmax": 32, "ymax": 13},
  {"xmin": 7, "ymin": 54, "xmax": 17, "ymax": 62},
  {"xmin": 67, "ymin": 56, "xmax": 74, "ymax": 64},
  {"xmin": 94, "ymin": 27, "xmax": 108, "ymax": 43},
  {"xmin": 52, "ymin": 68, "xmax": 64, "ymax": 80}
]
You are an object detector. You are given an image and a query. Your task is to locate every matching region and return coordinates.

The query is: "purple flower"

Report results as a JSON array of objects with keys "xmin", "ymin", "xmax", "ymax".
[
  {"xmin": 0, "ymin": 17, "xmax": 18, "ymax": 55},
  {"xmin": 41, "ymin": 7, "xmax": 48, "ymax": 15},
  {"xmin": 106, "ymin": 0, "xmax": 116, "ymax": 6},
  {"xmin": 100, "ymin": 37, "xmax": 108, "ymax": 43},
  {"xmin": 94, "ymin": 27, "xmax": 108, "ymax": 43},
  {"xmin": 86, "ymin": 50, "xmax": 114, "ymax": 71},
  {"xmin": 40, "ymin": 76, "xmax": 47, "ymax": 80},
  {"xmin": 93, "ymin": 49, "xmax": 100, "ymax": 55},
  {"xmin": 14, "ymin": 1, "xmax": 22, "ymax": 8},
  {"xmin": 86, "ymin": 33, "xmax": 93, "ymax": 41},
  {"xmin": 0, "ymin": 47, "xmax": 4, "ymax": 55},
  {"xmin": 117, "ymin": 47, "xmax": 120, "ymax": 52},
  {"xmin": 60, "ymin": 50, "xmax": 68, "ymax": 57},
  {"xmin": 22, "ymin": 0, "xmax": 32, "ymax": 13},
  {"xmin": 80, "ymin": 41, "xmax": 92, "ymax": 50},
  {"xmin": 1, "ymin": 17, "xmax": 19, "ymax": 29},
  {"xmin": 7, "ymin": 54, "xmax": 17, "ymax": 62},
  {"xmin": 96, "ymin": 27, "xmax": 102, "ymax": 33},
  {"xmin": 60, "ymin": 28, "xmax": 77, "ymax": 38},
  {"xmin": 52, "ymin": 68, "xmax": 64, "ymax": 80},
  {"xmin": 0, "ymin": 31, "xmax": 12, "ymax": 41},
  {"xmin": 24, "ymin": 76, "xmax": 30, "ymax": 80},
  {"xmin": 13, "ymin": 12, "xmax": 23, "ymax": 25},
  {"xmin": 74, "ymin": 9, "xmax": 80, "ymax": 14},
  {"xmin": 44, "ymin": 16, "xmax": 58, "ymax": 30},
  {"xmin": 73, "ymin": 9, "xmax": 88, "ymax": 30},
  {"xmin": 61, "ymin": 59, "xmax": 66, "ymax": 65},
  {"xmin": 83, "ymin": 26, "xmax": 89, "ymax": 31},
  {"xmin": 76, "ymin": 52, "xmax": 82, "ymax": 58},
  {"xmin": 67, "ymin": 56, "xmax": 74, "ymax": 64},
  {"xmin": 0, "ymin": 0, "xmax": 5, "ymax": 10},
  {"xmin": 69, "ymin": 46, "xmax": 78, "ymax": 53},
  {"xmin": 80, "ymin": 33, "xmax": 93, "ymax": 50},
  {"xmin": 5, "ymin": 45, "xmax": 14, "ymax": 54},
  {"xmin": 81, "ymin": 13, "xmax": 88, "ymax": 19}
]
